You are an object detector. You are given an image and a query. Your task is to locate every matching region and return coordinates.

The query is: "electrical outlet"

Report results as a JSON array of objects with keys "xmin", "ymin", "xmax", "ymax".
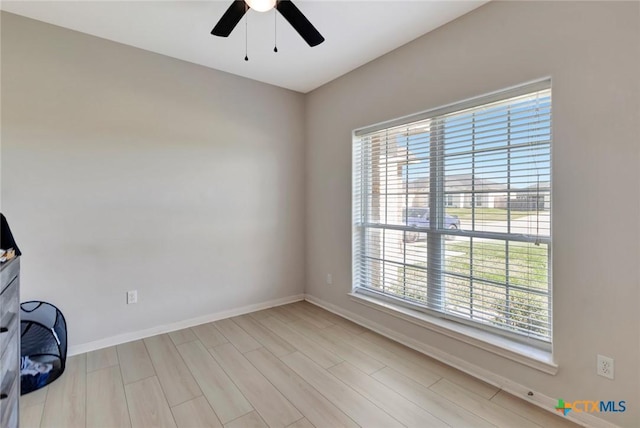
[
  {"xmin": 326, "ymin": 273, "xmax": 333, "ymax": 285},
  {"xmin": 127, "ymin": 290, "xmax": 138, "ymax": 305},
  {"xmin": 597, "ymin": 354, "xmax": 614, "ymax": 379}
]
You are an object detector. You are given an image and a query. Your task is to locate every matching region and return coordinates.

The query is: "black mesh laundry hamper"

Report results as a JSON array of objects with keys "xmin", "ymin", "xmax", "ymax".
[{"xmin": 20, "ymin": 301, "xmax": 67, "ymax": 395}]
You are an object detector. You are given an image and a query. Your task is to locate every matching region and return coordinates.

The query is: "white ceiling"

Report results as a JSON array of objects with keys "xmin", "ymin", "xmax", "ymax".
[{"xmin": 1, "ymin": 1, "xmax": 487, "ymax": 93}]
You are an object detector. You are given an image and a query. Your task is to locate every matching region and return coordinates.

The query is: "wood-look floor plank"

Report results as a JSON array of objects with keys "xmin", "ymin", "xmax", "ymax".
[
  {"xmin": 248, "ymin": 309, "xmax": 273, "ymax": 321},
  {"xmin": 373, "ymin": 366, "xmax": 496, "ymax": 428},
  {"xmin": 280, "ymin": 304, "xmax": 333, "ymax": 329},
  {"xmin": 20, "ymin": 403, "xmax": 44, "ymax": 428},
  {"xmin": 33, "ymin": 305, "xmax": 581, "ymax": 428},
  {"xmin": 231, "ymin": 314, "xmax": 296, "ymax": 357},
  {"xmin": 289, "ymin": 319, "xmax": 385, "ymax": 374},
  {"xmin": 329, "ymin": 362, "xmax": 449, "ymax": 428},
  {"xmin": 191, "ymin": 323, "xmax": 228, "ymax": 348},
  {"xmin": 176, "ymin": 340, "xmax": 252, "ymax": 424},
  {"xmin": 169, "ymin": 328, "xmax": 198, "ymax": 346},
  {"xmin": 213, "ymin": 319, "xmax": 262, "ymax": 353},
  {"xmin": 360, "ymin": 331, "xmax": 500, "ymax": 399},
  {"xmin": 224, "ymin": 411, "xmax": 268, "ymax": 428},
  {"xmin": 430, "ymin": 379, "xmax": 541, "ymax": 428},
  {"xmin": 117, "ymin": 340, "xmax": 156, "ymax": 385},
  {"xmin": 297, "ymin": 301, "xmax": 367, "ymax": 334},
  {"xmin": 210, "ymin": 343, "xmax": 302, "ymax": 427},
  {"xmin": 41, "ymin": 354, "xmax": 86, "ymax": 428},
  {"xmin": 259, "ymin": 317, "xmax": 343, "ymax": 368},
  {"xmin": 20, "ymin": 385, "xmax": 48, "ymax": 408},
  {"xmin": 325, "ymin": 325, "xmax": 441, "ymax": 388},
  {"xmin": 267, "ymin": 306, "xmax": 300, "ymax": 323},
  {"xmin": 86, "ymin": 346, "xmax": 118, "ymax": 372},
  {"xmin": 281, "ymin": 351, "xmax": 404, "ymax": 428},
  {"xmin": 171, "ymin": 396, "xmax": 223, "ymax": 428},
  {"xmin": 86, "ymin": 365, "xmax": 131, "ymax": 428},
  {"xmin": 287, "ymin": 418, "xmax": 315, "ymax": 428},
  {"xmin": 491, "ymin": 391, "xmax": 582, "ymax": 428},
  {"xmin": 125, "ymin": 376, "xmax": 176, "ymax": 428},
  {"xmin": 144, "ymin": 334, "xmax": 202, "ymax": 407},
  {"xmin": 245, "ymin": 348, "xmax": 358, "ymax": 428}
]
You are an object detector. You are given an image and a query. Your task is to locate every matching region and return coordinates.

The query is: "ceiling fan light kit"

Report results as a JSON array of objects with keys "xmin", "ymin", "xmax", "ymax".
[
  {"xmin": 245, "ymin": 0, "xmax": 277, "ymax": 13},
  {"xmin": 211, "ymin": 0, "xmax": 324, "ymax": 51}
]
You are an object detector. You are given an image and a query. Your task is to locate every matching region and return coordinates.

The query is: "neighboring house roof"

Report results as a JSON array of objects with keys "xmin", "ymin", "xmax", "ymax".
[{"xmin": 525, "ymin": 181, "xmax": 551, "ymax": 191}]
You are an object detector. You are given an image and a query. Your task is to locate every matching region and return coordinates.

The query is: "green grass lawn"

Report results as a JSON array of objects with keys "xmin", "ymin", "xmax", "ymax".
[
  {"xmin": 394, "ymin": 240, "xmax": 549, "ymax": 294},
  {"xmin": 445, "ymin": 240, "xmax": 548, "ymax": 290},
  {"xmin": 393, "ymin": 239, "xmax": 550, "ymax": 338},
  {"xmin": 445, "ymin": 208, "xmax": 536, "ymax": 222}
]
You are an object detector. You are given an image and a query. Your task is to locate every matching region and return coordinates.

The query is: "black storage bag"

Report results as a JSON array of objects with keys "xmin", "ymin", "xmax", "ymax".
[{"xmin": 20, "ymin": 301, "xmax": 67, "ymax": 394}]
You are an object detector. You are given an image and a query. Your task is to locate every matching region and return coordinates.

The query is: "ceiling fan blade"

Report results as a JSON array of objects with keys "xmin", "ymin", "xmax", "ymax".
[
  {"xmin": 211, "ymin": 1, "xmax": 247, "ymax": 37},
  {"xmin": 276, "ymin": 0, "xmax": 325, "ymax": 47}
]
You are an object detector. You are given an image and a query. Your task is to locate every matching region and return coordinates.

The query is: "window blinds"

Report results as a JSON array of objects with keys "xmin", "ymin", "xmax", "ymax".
[{"xmin": 353, "ymin": 81, "xmax": 552, "ymax": 344}]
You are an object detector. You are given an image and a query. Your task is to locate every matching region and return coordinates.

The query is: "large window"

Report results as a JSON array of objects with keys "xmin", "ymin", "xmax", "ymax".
[{"xmin": 353, "ymin": 81, "xmax": 552, "ymax": 345}]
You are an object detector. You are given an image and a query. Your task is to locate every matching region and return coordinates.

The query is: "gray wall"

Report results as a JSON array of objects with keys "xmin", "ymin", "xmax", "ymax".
[
  {"xmin": 305, "ymin": 1, "xmax": 639, "ymax": 426},
  {"xmin": 1, "ymin": 12, "xmax": 306, "ymax": 347}
]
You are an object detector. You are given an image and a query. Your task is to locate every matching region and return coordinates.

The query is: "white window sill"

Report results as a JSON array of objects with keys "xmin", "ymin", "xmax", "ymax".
[{"xmin": 348, "ymin": 291, "xmax": 557, "ymax": 375}]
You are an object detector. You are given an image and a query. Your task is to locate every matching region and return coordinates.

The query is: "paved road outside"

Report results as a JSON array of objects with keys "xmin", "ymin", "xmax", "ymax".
[{"xmin": 459, "ymin": 212, "xmax": 550, "ymax": 236}]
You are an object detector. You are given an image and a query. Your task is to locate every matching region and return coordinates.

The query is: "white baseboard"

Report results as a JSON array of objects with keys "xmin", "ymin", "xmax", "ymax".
[
  {"xmin": 68, "ymin": 293, "xmax": 305, "ymax": 356},
  {"xmin": 304, "ymin": 294, "xmax": 618, "ymax": 428}
]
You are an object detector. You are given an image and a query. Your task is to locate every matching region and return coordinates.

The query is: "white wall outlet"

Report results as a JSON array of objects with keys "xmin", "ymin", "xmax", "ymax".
[
  {"xmin": 127, "ymin": 290, "xmax": 138, "ymax": 305},
  {"xmin": 597, "ymin": 354, "xmax": 614, "ymax": 379},
  {"xmin": 326, "ymin": 273, "xmax": 333, "ymax": 285}
]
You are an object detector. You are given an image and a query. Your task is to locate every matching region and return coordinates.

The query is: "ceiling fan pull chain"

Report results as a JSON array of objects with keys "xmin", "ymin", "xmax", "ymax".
[
  {"xmin": 274, "ymin": 8, "xmax": 278, "ymax": 53},
  {"xmin": 244, "ymin": 13, "xmax": 249, "ymax": 61}
]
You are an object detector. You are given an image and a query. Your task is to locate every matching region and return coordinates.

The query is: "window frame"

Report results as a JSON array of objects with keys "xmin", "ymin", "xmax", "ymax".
[{"xmin": 352, "ymin": 79, "xmax": 552, "ymax": 350}]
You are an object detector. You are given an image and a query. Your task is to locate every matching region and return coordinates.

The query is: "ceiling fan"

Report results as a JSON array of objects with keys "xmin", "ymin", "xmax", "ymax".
[{"xmin": 211, "ymin": 0, "xmax": 325, "ymax": 47}]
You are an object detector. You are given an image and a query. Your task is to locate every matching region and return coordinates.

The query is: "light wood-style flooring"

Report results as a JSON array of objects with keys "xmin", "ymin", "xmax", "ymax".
[{"xmin": 19, "ymin": 301, "xmax": 581, "ymax": 428}]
